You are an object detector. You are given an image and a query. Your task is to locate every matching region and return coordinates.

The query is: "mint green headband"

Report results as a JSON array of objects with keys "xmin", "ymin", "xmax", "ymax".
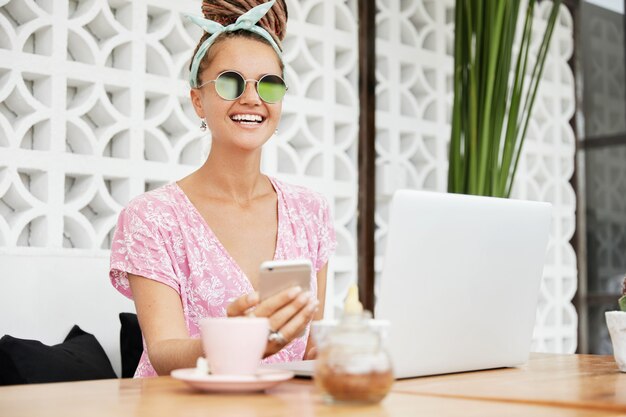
[{"xmin": 186, "ymin": 0, "xmax": 283, "ymax": 89}]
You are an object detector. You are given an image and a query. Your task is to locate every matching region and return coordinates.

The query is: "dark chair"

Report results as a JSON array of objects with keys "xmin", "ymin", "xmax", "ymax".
[{"xmin": 119, "ymin": 312, "xmax": 143, "ymax": 378}]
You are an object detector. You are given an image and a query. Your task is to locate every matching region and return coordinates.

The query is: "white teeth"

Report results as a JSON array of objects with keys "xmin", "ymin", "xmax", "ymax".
[{"xmin": 231, "ymin": 114, "xmax": 263, "ymax": 122}]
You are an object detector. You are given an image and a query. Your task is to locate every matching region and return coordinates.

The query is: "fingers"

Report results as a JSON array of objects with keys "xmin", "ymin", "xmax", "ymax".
[
  {"xmin": 226, "ymin": 287, "xmax": 320, "ymax": 357},
  {"xmin": 228, "ymin": 286, "xmax": 300, "ymax": 318},
  {"xmin": 266, "ymin": 297, "xmax": 319, "ymax": 355},
  {"xmin": 226, "ymin": 292, "xmax": 259, "ymax": 317},
  {"xmin": 254, "ymin": 286, "xmax": 303, "ymax": 317},
  {"xmin": 276, "ymin": 297, "xmax": 318, "ymax": 336},
  {"xmin": 268, "ymin": 290, "xmax": 316, "ymax": 332}
]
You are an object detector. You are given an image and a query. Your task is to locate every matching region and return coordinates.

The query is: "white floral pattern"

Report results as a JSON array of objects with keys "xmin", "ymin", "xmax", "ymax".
[{"xmin": 109, "ymin": 177, "xmax": 336, "ymax": 377}]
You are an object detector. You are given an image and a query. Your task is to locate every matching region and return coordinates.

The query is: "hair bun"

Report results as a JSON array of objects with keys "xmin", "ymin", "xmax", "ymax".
[{"xmin": 201, "ymin": 0, "xmax": 288, "ymax": 47}]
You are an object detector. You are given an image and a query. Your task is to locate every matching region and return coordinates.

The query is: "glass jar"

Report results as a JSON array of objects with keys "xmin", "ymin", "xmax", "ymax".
[{"xmin": 313, "ymin": 311, "xmax": 393, "ymax": 404}]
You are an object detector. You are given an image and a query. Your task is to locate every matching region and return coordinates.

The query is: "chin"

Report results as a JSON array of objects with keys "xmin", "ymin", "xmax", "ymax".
[
  {"xmin": 234, "ymin": 130, "xmax": 273, "ymax": 145},
  {"xmin": 233, "ymin": 135, "xmax": 273, "ymax": 151}
]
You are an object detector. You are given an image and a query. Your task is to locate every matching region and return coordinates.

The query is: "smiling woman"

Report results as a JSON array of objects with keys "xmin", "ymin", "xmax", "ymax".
[
  {"xmin": 190, "ymin": 35, "xmax": 283, "ymax": 151},
  {"xmin": 108, "ymin": 0, "xmax": 336, "ymax": 378}
]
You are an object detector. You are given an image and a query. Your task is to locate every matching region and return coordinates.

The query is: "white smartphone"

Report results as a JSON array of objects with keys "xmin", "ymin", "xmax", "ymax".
[{"xmin": 258, "ymin": 259, "xmax": 312, "ymax": 301}]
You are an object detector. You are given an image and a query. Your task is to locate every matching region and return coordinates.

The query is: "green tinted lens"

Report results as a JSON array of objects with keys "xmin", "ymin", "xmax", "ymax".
[
  {"xmin": 215, "ymin": 71, "xmax": 245, "ymax": 100},
  {"xmin": 257, "ymin": 75, "xmax": 287, "ymax": 103}
]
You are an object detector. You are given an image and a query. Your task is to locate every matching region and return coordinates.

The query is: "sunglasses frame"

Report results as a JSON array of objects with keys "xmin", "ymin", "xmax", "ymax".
[{"xmin": 197, "ymin": 70, "xmax": 288, "ymax": 104}]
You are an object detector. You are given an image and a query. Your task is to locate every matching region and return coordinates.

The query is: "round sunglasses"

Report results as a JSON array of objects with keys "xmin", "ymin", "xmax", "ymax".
[{"xmin": 198, "ymin": 70, "xmax": 288, "ymax": 104}]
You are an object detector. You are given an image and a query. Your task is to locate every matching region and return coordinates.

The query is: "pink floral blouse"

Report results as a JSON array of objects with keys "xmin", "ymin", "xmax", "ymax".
[{"xmin": 109, "ymin": 177, "xmax": 336, "ymax": 377}]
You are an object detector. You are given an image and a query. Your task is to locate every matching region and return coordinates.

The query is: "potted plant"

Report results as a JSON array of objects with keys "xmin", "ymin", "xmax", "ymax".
[
  {"xmin": 606, "ymin": 276, "xmax": 626, "ymax": 372},
  {"xmin": 448, "ymin": 0, "xmax": 562, "ymax": 197}
]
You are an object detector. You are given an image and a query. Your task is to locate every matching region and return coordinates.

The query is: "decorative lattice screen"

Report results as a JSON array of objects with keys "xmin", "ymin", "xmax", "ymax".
[
  {"xmin": 374, "ymin": 0, "xmax": 578, "ymax": 353},
  {"xmin": 0, "ymin": 0, "xmax": 577, "ymax": 351},
  {"xmin": 0, "ymin": 0, "xmax": 359, "ymax": 317}
]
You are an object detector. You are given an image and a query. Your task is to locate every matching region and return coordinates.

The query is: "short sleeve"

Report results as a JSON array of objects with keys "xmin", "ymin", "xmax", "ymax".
[
  {"xmin": 315, "ymin": 196, "xmax": 337, "ymax": 271},
  {"xmin": 109, "ymin": 204, "xmax": 180, "ymax": 299}
]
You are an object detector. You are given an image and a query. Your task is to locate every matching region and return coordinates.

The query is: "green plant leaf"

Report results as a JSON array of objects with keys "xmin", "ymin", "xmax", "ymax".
[
  {"xmin": 506, "ymin": 0, "xmax": 561, "ymax": 197},
  {"xmin": 619, "ymin": 295, "xmax": 626, "ymax": 312},
  {"xmin": 447, "ymin": 0, "xmax": 562, "ymax": 198}
]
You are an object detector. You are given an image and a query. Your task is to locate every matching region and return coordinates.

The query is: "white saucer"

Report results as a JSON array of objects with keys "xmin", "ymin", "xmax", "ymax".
[{"xmin": 171, "ymin": 368, "xmax": 295, "ymax": 393}]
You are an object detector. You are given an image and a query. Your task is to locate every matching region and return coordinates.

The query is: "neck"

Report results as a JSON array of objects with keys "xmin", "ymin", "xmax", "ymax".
[{"xmin": 196, "ymin": 143, "xmax": 270, "ymax": 203}]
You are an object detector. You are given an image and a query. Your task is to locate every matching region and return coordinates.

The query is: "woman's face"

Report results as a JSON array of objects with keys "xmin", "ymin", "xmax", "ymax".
[{"xmin": 190, "ymin": 36, "xmax": 284, "ymax": 152}]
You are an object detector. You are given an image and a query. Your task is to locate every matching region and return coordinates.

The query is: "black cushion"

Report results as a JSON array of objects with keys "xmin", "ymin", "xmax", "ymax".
[
  {"xmin": 119, "ymin": 312, "xmax": 143, "ymax": 378},
  {"xmin": 0, "ymin": 325, "xmax": 116, "ymax": 385}
]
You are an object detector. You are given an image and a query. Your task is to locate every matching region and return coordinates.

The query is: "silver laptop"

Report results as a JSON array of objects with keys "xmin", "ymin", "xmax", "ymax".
[
  {"xmin": 376, "ymin": 190, "xmax": 551, "ymax": 378},
  {"xmin": 264, "ymin": 190, "xmax": 551, "ymax": 379}
]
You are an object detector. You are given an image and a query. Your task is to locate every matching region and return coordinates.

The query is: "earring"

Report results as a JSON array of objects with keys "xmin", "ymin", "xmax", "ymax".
[
  {"xmin": 200, "ymin": 119, "xmax": 207, "ymax": 131},
  {"xmin": 274, "ymin": 128, "xmax": 278, "ymax": 135}
]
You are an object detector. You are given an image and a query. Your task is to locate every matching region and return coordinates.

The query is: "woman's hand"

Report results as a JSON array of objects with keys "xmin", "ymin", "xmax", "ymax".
[{"xmin": 227, "ymin": 286, "xmax": 319, "ymax": 357}]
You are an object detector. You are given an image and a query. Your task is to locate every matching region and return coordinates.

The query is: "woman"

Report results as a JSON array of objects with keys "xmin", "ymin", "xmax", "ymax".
[{"xmin": 109, "ymin": 0, "xmax": 336, "ymax": 377}]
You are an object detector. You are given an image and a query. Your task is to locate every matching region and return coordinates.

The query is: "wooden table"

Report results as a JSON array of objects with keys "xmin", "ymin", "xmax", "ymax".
[
  {"xmin": 0, "ymin": 354, "xmax": 624, "ymax": 417},
  {"xmin": 395, "ymin": 353, "xmax": 626, "ymax": 413}
]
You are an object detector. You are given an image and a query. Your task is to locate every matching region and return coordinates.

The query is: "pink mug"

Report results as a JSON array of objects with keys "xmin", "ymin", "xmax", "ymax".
[{"xmin": 199, "ymin": 317, "xmax": 269, "ymax": 375}]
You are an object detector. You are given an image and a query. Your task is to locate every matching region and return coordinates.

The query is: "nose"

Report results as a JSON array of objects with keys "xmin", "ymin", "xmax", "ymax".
[{"xmin": 239, "ymin": 80, "xmax": 261, "ymax": 105}]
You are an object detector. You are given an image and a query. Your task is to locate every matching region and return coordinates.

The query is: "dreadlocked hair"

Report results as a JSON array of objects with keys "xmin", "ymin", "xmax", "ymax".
[{"xmin": 189, "ymin": 0, "xmax": 288, "ymax": 86}]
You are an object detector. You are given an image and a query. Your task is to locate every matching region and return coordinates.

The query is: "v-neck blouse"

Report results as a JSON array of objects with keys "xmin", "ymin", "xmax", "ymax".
[{"xmin": 109, "ymin": 177, "xmax": 336, "ymax": 378}]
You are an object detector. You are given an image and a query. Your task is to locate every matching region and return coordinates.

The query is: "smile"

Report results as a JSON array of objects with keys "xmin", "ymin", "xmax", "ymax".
[{"xmin": 230, "ymin": 114, "xmax": 265, "ymax": 125}]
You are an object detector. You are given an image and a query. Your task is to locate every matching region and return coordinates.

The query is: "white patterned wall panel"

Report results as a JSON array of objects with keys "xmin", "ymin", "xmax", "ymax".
[
  {"xmin": 510, "ymin": 3, "xmax": 577, "ymax": 353},
  {"xmin": 0, "ymin": 0, "xmax": 359, "ymax": 318},
  {"xmin": 264, "ymin": 0, "xmax": 359, "ymax": 317},
  {"xmin": 374, "ymin": 0, "xmax": 578, "ymax": 353}
]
